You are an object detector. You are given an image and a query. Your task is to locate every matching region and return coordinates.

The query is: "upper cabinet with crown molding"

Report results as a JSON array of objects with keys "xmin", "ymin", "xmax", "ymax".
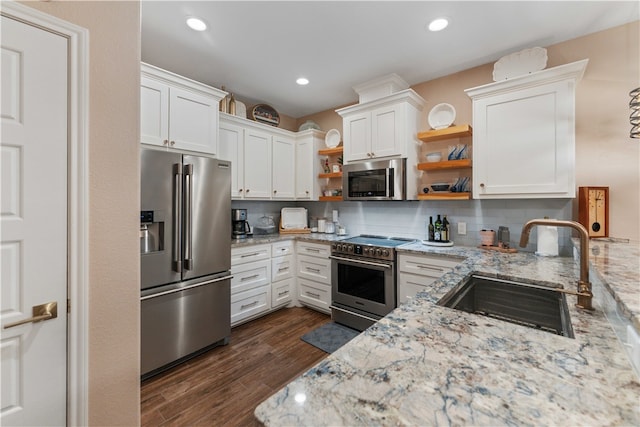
[
  {"xmin": 465, "ymin": 59, "xmax": 588, "ymax": 199},
  {"xmin": 336, "ymin": 89, "xmax": 426, "ymax": 164},
  {"xmin": 140, "ymin": 63, "xmax": 226, "ymax": 155}
]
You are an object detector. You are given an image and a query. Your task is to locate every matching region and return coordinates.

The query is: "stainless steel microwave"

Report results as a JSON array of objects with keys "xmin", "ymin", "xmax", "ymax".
[{"xmin": 342, "ymin": 158, "xmax": 406, "ymax": 201}]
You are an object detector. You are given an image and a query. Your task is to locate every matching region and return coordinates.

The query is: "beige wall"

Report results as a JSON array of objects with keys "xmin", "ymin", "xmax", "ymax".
[
  {"xmin": 300, "ymin": 22, "xmax": 640, "ymax": 242},
  {"xmin": 21, "ymin": 1, "xmax": 141, "ymax": 425}
]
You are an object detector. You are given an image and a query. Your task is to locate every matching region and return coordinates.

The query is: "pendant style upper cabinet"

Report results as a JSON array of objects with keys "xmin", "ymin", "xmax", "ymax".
[
  {"xmin": 140, "ymin": 63, "xmax": 226, "ymax": 155},
  {"xmin": 336, "ymin": 90, "xmax": 426, "ymax": 164},
  {"xmin": 465, "ymin": 60, "xmax": 588, "ymax": 199}
]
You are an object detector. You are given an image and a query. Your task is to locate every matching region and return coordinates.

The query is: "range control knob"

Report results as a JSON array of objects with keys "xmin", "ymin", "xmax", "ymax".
[
  {"xmin": 348, "ymin": 245, "xmax": 354, "ymax": 252},
  {"xmin": 375, "ymin": 248, "xmax": 382, "ymax": 256},
  {"xmin": 383, "ymin": 249, "xmax": 390, "ymax": 257},
  {"xmin": 363, "ymin": 247, "xmax": 370, "ymax": 255},
  {"xmin": 332, "ymin": 243, "xmax": 338, "ymax": 251}
]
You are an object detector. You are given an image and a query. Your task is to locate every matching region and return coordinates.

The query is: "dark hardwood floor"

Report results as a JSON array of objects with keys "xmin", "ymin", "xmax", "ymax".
[{"xmin": 141, "ymin": 307, "xmax": 331, "ymax": 426}]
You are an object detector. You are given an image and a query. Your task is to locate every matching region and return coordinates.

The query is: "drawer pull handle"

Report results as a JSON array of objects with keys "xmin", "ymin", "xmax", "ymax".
[
  {"xmin": 240, "ymin": 301, "xmax": 259, "ymax": 310},
  {"xmin": 241, "ymin": 252, "xmax": 261, "ymax": 258},
  {"xmin": 277, "ymin": 267, "xmax": 288, "ymax": 272},
  {"xmin": 416, "ymin": 264, "xmax": 444, "ymax": 272},
  {"xmin": 305, "ymin": 291, "xmax": 320, "ymax": 299},
  {"xmin": 305, "ymin": 248, "xmax": 321, "ymax": 253},
  {"xmin": 306, "ymin": 267, "xmax": 321, "ymax": 273},
  {"xmin": 278, "ymin": 291, "xmax": 289, "ymax": 297},
  {"xmin": 241, "ymin": 274, "xmax": 260, "ymax": 281}
]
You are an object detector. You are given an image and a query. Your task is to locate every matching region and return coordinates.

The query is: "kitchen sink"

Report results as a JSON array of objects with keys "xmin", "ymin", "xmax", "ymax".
[{"xmin": 438, "ymin": 275, "xmax": 574, "ymax": 338}]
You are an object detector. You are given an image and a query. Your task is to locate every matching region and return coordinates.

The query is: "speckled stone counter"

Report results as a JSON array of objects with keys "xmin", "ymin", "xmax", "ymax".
[
  {"xmin": 254, "ymin": 240, "xmax": 640, "ymax": 426},
  {"xmin": 231, "ymin": 232, "xmax": 349, "ymax": 248}
]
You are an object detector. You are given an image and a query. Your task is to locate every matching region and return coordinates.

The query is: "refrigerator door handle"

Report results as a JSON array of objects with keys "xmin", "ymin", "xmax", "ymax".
[
  {"xmin": 173, "ymin": 163, "xmax": 183, "ymax": 273},
  {"xmin": 140, "ymin": 274, "xmax": 233, "ymax": 301},
  {"xmin": 184, "ymin": 163, "xmax": 194, "ymax": 270}
]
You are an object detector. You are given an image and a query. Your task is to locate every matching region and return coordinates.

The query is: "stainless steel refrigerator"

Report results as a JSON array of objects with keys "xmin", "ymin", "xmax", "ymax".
[{"xmin": 140, "ymin": 148, "xmax": 231, "ymax": 378}]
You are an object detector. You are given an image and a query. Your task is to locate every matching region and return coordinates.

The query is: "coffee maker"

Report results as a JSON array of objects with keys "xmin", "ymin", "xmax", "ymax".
[{"xmin": 232, "ymin": 208, "xmax": 251, "ymax": 239}]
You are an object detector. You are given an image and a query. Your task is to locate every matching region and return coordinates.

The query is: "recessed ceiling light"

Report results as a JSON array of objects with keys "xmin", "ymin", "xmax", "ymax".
[
  {"xmin": 186, "ymin": 17, "xmax": 207, "ymax": 32},
  {"xmin": 428, "ymin": 17, "xmax": 449, "ymax": 32},
  {"xmin": 296, "ymin": 77, "xmax": 309, "ymax": 86}
]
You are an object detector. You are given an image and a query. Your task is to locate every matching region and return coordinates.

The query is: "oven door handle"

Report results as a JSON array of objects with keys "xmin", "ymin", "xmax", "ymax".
[{"xmin": 329, "ymin": 255, "xmax": 392, "ymax": 269}]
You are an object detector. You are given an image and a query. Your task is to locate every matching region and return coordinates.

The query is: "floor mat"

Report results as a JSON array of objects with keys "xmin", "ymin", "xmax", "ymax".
[{"xmin": 300, "ymin": 322, "xmax": 360, "ymax": 354}]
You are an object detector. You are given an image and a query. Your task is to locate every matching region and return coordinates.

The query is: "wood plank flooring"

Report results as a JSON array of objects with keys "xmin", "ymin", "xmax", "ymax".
[{"xmin": 141, "ymin": 307, "xmax": 331, "ymax": 426}]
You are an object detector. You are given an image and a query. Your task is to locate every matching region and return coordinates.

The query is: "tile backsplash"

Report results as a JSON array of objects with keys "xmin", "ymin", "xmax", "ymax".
[{"xmin": 232, "ymin": 198, "xmax": 574, "ymax": 255}]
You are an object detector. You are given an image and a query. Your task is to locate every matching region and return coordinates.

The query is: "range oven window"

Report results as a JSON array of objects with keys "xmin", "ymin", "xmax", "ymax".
[
  {"xmin": 336, "ymin": 263, "xmax": 386, "ymax": 304},
  {"xmin": 347, "ymin": 168, "xmax": 393, "ymax": 198}
]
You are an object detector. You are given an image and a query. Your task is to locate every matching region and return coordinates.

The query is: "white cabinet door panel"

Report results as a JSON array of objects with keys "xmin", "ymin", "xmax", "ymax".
[
  {"xmin": 243, "ymin": 129, "xmax": 272, "ymax": 198},
  {"xmin": 169, "ymin": 87, "xmax": 218, "ymax": 155},
  {"xmin": 140, "ymin": 77, "xmax": 169, "ymax": 147},
  {"xmin": 272, "ymin": 135, "xmax": 295, "ymax": 199},
  {"xmin": 343, "ymin": 111, "xmax": 371, "ymax": 162},
  {"xmin": 219, "ymin": 121, "xmax": 244, "ymax": 198}
]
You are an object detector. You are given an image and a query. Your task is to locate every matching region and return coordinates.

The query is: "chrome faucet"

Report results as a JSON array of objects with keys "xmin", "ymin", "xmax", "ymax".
[{"xmin": 519, "ymin": 219, "xmax": 594, "ymax": 310}]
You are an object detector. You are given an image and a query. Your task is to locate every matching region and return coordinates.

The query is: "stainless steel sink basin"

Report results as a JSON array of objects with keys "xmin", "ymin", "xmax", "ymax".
[{"xmin": 438, "ymin": 275, "xmax": 574, "ymax": 338}]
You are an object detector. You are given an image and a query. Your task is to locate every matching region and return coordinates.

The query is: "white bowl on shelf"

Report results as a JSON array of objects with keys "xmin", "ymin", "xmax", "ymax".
[{"xmin": 426, "ymin": 152, "xmax": 442, "ymax": 162}]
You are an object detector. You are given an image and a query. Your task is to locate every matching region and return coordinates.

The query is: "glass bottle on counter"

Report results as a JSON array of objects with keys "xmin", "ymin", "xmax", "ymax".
[
  {"xmin": 434, "ymin": 215, "xmax": 442, "ymax": 241},
  {"xmin": 442, "ymin": 216, "xmax": 450, "ymax": 242},
  {"xmin": 428, "ymin": 216, "xmax": 435, "ymax": 241}
]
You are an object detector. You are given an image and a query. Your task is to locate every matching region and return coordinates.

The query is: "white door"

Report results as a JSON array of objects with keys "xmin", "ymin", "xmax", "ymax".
[{"xmin": 1, "ymin": 15, "xmax": 68, "ymax": 426}]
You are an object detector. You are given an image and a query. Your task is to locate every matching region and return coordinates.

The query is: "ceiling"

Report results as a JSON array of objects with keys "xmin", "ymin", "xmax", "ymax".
[{"xmin": 141, "ymin": 1, "xmax": 639, "ymax": 119}]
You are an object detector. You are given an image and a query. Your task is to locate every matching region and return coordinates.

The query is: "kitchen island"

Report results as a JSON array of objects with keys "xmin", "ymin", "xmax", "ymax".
[{"xmin": 254, "ymin": 239, "xmax": 640, "ymax": 426}]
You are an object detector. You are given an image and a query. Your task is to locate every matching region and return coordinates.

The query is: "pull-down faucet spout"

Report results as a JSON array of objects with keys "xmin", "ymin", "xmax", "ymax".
[{"xmin": 519, "ymin": 219, "xmax": 594, "ymax": 310}]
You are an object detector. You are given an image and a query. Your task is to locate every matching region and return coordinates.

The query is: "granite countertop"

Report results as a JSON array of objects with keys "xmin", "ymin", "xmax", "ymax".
[{"xmin": 254, "ymin": 238, "xmax": 640, "ymax": 426}]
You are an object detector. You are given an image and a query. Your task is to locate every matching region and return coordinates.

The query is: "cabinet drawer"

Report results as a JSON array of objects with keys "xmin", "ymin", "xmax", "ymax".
[
  {"xmin": 231, "ymin": 244, "xmax": 271, "ymax": 266},
  {"xmin": 272, "ymin": 255, "xmax": 293, "ymax": 282},
  {"xmin": 296, "ymin": 241, "xmax": 330, "ymax": 258},
  {"xmin": 231, "ymin": 259, "xmax": 270, "ymax": 294},
  {"xmin": 231, "ymin": 285, "xmax": 270, "ymax": 326},
  {"xmin": 297, "ymin": 254, "xmax": 331, "ymax": 285},
  {"xmin": 398, "ymin": 253, "xmax": 460, "ymax": 277},
  {"xmin": 398, "ymin": 272, "xmax": 439, "ymax": 305},
  {"xmin": 298, "ymin": 279, "xmax": 330, "ymax": 313},
  {"xmin": 272, "ymin": 240, "xmax": 293, "ymax": 257},
  {"xmin": 272, "ymin": 277, "xmax": 293, "ymax": 308}
]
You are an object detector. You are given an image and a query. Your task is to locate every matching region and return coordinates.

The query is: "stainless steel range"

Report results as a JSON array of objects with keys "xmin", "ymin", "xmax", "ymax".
[{"xmin": 329, "ymin": 235, "xmax": 414, "ymax": 331}]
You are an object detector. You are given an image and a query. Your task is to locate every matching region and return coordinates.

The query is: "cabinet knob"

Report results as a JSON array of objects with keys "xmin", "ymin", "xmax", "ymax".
[
  {"xmin": 163, "ymin": 139, "xmax": 169, "ymax": 146},
  {"xmin": 246, "ymin": 189, "xmax": 250, "ymax": 193},
  {"xmin": 480, "ymin": 183, "xmax": 485, "ymax": 187},
  {"xmin": 367, "ymin": 152, "xmax": 372, "ymax": 158},
  {"xmin": 273, "ymin": 190, "xmax": 277, "ymax": 194},
  {"xmin": 371, "ymin": 152, "xmax": 375, "ymax": 157},
  {"xmin": 170, "ymin": 140, "xmax": 175, "ymax": 146},
  {"xmin": 305, "ymin": 190, "xmax": 309, "ymax": 194},
  {"xmin": 239, "ymin": 189, "xmax": 243, "ymax": 193}
]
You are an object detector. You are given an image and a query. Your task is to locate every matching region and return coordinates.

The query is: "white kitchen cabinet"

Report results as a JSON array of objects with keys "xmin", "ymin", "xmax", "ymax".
[
  {"xmin": 230, "ymin": 241, "xmax": 296, "ymax": 325},
  {"xmin": 295, "ymin": 130, "xmax": 325, "ymax": 200},
  {"xmin": 296, "ymin": 241, "xmax": 331, "ymax": 314},
  {"xmin": 140, "ymin": 63, "xmax": 225, "ymax": 155},
  {"xmin": 465, "ymin": 59, "xmax": 587, "ymax": 199},
  {"xmin": 218, "ymin": 120, "xmax": 244, "ymax": 198},
  {"xmin": 243, "ymin": 128, "xmax": 272, "ymax": 199},
  {"xmin": 336, "ymin": 89, "xmax": 426, "ymax": 163},
  {"xmin": 397, "ymin": 253, "xmax": 461, "ymax": 304},
  {"xmin": 271, "ymin": 134, "xmax": 296, "ymax": 199},
  {"xmin": 231, "ymin": 244, "xmax": 271, "ymax": 326},
  {"xmin": 220, "ymin": 113, "xmax": 306, "ymax": 200},
  {"xmin": 271, "ymin": 240, "xmax": 294, "ymax": 308}
]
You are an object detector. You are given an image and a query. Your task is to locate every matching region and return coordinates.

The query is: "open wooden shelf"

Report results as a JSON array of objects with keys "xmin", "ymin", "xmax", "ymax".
[
  {"xmin": 318, "ymin": 196, "xmax": 343, "ymax": 202},
  {"xmin": 417, "ymin": 159, "xmax": 471, "ymax": 171},
  {"xmin": 418, "ymin": 124, "xmax": 472, "ymax": 143},
  {"xmin": 319, "ymin": 172, "xmax": 342, "ymax": 179},
  {"xmin": 417, "ymin": 192, "xmax": 471, "ymax": 200},
  {"xmin": 318, "ymin": 146, "xmax": 343, "ymax": 156}
]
